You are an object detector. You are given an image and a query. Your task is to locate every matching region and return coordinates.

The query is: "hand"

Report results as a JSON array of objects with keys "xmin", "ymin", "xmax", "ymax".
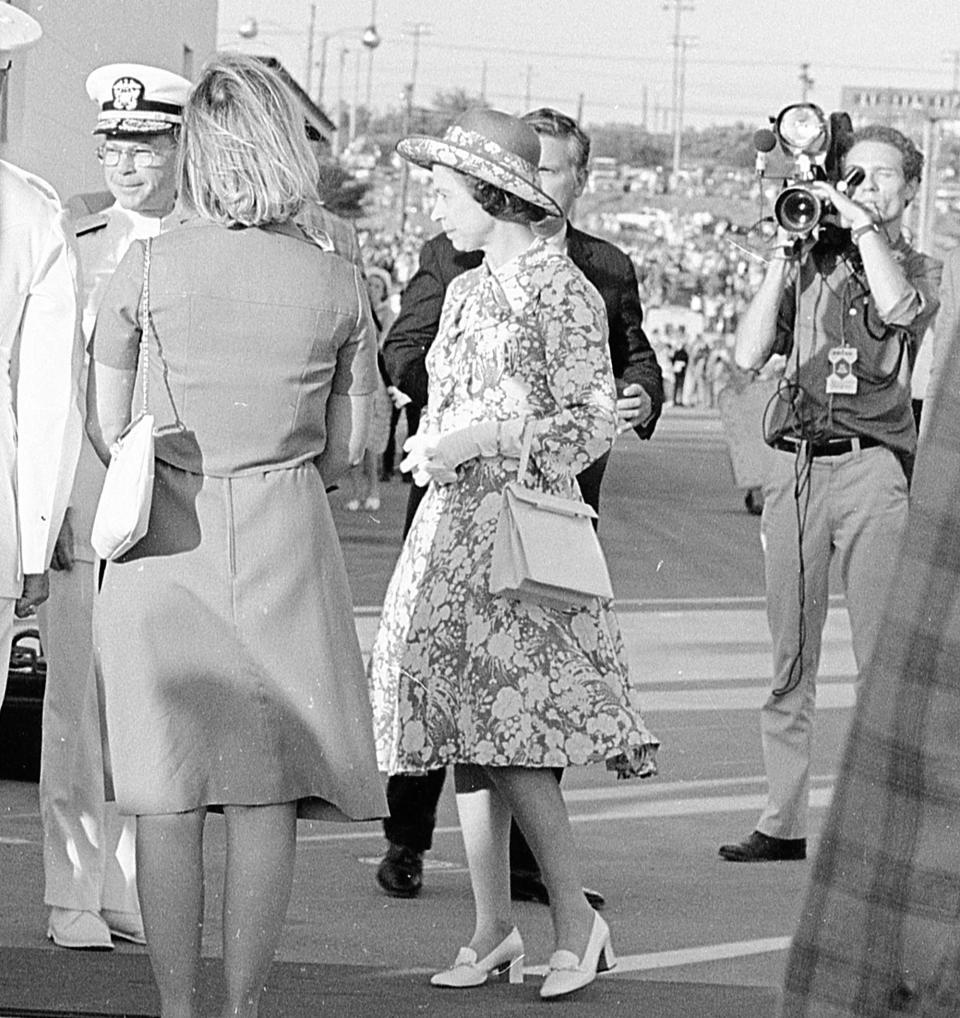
[
  {"xmin": 399, "ymin": 433, "xmax": 458, "ymax": 487},
  {"xmin": 772, "ymin": 225, "xmax": 816, "ymax": 259},
  {"xmin": 809, "ymin": 180, "xmax": 875, "ymax": 233},
  {"xmin": 616, "ymin": 384, "xmax": 653, "ymax": 434},
  {"xmin": 15, "ymin": 572, "xmax": 49, "ymax": 618},
  {"xmin": 387, "ymin": 386, "xmax": 412, "ymax": 409},
  {"xmin": 49, "ymin": 510, "xmax": 75, "ymax": 572}
]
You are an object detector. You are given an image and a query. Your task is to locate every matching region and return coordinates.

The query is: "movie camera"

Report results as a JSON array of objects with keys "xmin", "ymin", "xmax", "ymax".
[{"xmin": 753, "ymin": 103, "xmax": 864, "ymax": 236}]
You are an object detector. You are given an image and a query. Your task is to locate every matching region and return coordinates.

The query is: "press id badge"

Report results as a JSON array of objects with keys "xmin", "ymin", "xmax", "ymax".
[{"xmin": 826, "ymin": 345, "xmax": 858, "ymax": 395}]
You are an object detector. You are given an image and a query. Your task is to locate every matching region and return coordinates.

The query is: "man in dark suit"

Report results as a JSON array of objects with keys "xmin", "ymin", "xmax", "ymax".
[{"xmin": 377, "ymin": 107, "xmax": 664, "ymax": 904}]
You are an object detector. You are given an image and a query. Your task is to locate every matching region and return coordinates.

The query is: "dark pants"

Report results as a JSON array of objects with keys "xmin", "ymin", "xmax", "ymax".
[
  {"xmin": 384, "ymin": 403, "xmax": 422, "ymax": 480},
  {"xmin": 383, "ymin": 450, "xmax": 611, "ymax": 872}
]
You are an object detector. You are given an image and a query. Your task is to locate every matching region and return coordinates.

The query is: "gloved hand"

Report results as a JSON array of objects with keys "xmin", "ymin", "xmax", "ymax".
[
  {"xmin": 399, "ymin": 418, "xmax": 527, "ymax": 486},
  {"xmin": 399, "ymin": 432, "xmax": 456, "ymax": 486}
]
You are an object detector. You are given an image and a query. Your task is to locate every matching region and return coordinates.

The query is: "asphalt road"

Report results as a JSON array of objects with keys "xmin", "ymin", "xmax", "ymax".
[{"xmin": 0, "ymin": 406, "xmax": 856, "ymax": 1016}]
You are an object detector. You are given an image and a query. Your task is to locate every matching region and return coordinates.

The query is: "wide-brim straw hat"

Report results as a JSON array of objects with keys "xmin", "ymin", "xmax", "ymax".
[{"xmin": 397, "ymin": 108, "xmax": 562, "ymax": 217}]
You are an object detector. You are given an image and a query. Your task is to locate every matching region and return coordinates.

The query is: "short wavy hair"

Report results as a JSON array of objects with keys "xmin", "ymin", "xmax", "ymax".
[
  {"xmin": 522, "ymin": 107, "xmax": 591, "ymax": 177},
  {"xmin": 845, "ymin": 124, "xmax": 924, "ymax": 184},
  {"xmin": 179, "ymin": 52, "xmax": 320, "ymax": 227},
  {"xmin": 461, "ymin": 171, "xmax": 548, "ymax": 225}
]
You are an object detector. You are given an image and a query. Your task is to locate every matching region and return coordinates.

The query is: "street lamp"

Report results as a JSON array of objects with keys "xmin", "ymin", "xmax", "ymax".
[{"xmin": 361, "ymin": 1, "xmax": 381, "ymax": 111}]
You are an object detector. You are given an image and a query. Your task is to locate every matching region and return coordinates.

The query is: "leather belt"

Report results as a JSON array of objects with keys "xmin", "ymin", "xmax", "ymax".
[{"xmin": 773, "ymin": 435, "xmax": 883, "ymax": 458}]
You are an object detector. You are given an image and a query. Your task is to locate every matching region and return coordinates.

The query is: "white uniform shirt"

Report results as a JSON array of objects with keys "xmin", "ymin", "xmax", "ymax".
[
  {"xmin": 70, "ymin": 203, "xmax": 165, "ymax": 562},
  {"xmin": 0, "ymin": 160, "xmax": 83, "ymax": 594}
]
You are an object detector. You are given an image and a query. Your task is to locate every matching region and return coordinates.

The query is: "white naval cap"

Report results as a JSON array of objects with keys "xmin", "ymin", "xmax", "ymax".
[
  {"xmin": 0, "ymin": 5, "xmax": 41, "ymax": 63},
  {"xmin": 86, "ymin": 62, "xmax": 191, "ymax": 135}
]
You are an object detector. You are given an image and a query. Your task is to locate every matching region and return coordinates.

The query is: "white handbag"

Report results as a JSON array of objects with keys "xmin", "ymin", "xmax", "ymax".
[
  {"xmin": 489, "ymin": 425, "xmax": 614, "ymax": 609},
  {"xmin": 90, "ymin": 240, "xmax": 156, "ymax": 561}
]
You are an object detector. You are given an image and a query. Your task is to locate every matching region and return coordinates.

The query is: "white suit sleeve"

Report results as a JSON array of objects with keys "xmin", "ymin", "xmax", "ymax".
[{"xmin": 15, "ymin": 207, "xmax": 84, "ymax": 573}]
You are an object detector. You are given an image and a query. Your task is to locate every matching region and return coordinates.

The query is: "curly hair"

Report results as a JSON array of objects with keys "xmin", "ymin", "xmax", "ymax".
[
  {"xmin": 845, "ymin": 124, "xmax": 924, "ymax": 184},
  {"xmin": 461, "ymin": 172, "xmax": 548, "ymax": 225}
]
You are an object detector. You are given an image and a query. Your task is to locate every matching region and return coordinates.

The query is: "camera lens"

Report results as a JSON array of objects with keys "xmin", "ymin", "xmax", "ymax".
[{"xmin": 775, "ymin": 186, "xmax": 822, "ymax": 234}]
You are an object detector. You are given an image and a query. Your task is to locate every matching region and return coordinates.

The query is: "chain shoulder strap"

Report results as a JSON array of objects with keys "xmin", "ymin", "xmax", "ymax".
[{"xmin": 138, "ymin": 238, "xmax": 152, "ymax": 416}]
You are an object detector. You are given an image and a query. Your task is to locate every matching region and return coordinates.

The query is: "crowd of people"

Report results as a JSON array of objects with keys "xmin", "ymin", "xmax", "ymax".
[
  {"xmin": 350, "ymin": 192, "xmax": 764, "ymax": 488},
  {"xmin": 5, "ymin": 7, "xmax": 960, "ymax": 1017}
]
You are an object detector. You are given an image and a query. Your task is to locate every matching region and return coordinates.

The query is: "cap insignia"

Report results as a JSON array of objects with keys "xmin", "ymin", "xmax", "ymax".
[{"xmin": 111, "ymin": 76, "xmax": 145, "ymax": 111}]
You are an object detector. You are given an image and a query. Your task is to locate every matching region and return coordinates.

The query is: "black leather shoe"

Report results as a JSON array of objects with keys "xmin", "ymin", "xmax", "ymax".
[
  {"xmin": 718, "ymin": 830, "xmax": 806, "ymax": 862},
  {"xmin": 376, "ymin": 844, "xmax": 424, "ymax": 897},
  {"xmin": 510, "ymin": 871, "xmax": 605, "ymax": 909}
]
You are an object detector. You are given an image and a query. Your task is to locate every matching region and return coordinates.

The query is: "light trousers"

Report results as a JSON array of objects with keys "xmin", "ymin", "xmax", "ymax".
[
  {"xmin": 0, "ymin": 597, "xmax": 13, "ymax": 706},
  {"xmin": 37, "ymin": 563, "xmax": 138, "ymax": 913},
  {"xmin": 757, "ymin": 445, "xmax": 908, "ymax": 840}
]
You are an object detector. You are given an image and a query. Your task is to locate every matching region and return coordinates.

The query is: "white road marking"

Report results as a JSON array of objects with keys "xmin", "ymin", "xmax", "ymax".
[
  {"xmin": 522, "ymin": 936, "xmax": 792, "ymax": 976},
  {"xmin": 567, "ymin": 786, "xmax": 832, "ymax": 824},
  {"xmin": 561, "ymin": 773, "xmax": 835, "ymax": 802},
  {"xmin": 641, "ymin": 683, "xmax": 855, "ymax": 711},
  {"xmin": 295, "ymin": 781, "xmax": 834, "ymax": 843}
]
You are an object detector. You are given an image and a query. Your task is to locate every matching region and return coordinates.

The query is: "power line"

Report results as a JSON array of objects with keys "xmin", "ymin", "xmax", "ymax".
[
  {"xmin": 409, "ymin": 37, "xmax": 960, "ymax": 79},
  {"xmin": 478, "ymin": 88, "xmax": 773, "ymax": 122}
]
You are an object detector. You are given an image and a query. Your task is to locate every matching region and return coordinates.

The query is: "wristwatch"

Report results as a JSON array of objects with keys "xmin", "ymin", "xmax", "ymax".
[{"xmin": 851, "ymin": 222, "xmax": 880, "ymax": 244}]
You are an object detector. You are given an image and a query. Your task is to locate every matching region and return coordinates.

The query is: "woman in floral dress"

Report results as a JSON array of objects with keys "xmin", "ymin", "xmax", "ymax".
[{"xmin": 369, "ymin": 108, "xmax": 658, "ymax": 1001}]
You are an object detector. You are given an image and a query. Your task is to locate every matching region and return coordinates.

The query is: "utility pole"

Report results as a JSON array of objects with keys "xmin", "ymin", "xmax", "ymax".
[
  {"xmin": 799, "ymin": 62, "xmax": 814, "ymax": 101},
  {"xmin": 576, "ymin": 93, "xmax": 584, "ymax": 124},
  {"xmin": 672, "ymin": 35, "xmax": 696, "ymax": 185},
  {"xmin": 398, "ymin": 22, "xmax": 432, "ymax": 235},
  {"xmin": 349, "ymin": 48, "xmax": 361, "ymax": 147},
  {"xmin": 404, "ymin": 21, "xmax": 430, "ymax": 110},
  {"xmin": 305, "ymin": 2, "xmax": 317, "ymax": 100},
  {"xmin": 332, "ymin": 46, "xmax": 348, "ymax": 157},
  {"xmin": 524, "ymin": 65, "xmax": 532, "ymax": 110},
  {"xmin": 945, "ymin": 49, "xmax": 960, "ymax": 93},
  {"xmin": 664, "ymin": 0, "xmax": 694, "ymax": 189},
  {"xmin": 480, "ymin": 60, "xmax": 487, "ymax": 103}
]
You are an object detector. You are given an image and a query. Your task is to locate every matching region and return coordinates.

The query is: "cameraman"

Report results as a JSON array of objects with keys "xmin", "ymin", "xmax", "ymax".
[{"xmin": 720, "ymin": 125, "xmax": 942, "ymax": 863}]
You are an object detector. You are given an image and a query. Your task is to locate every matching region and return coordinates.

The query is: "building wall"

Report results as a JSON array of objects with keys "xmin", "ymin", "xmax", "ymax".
[{"xmin": 1, "ymin": 0, "xmax": 217, "ymax": 200}]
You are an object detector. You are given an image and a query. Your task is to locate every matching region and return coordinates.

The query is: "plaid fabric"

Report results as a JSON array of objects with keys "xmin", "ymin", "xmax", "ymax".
[{"xmin": 781, "ymin": 294, "xmax": 960, "ymax": 1015}]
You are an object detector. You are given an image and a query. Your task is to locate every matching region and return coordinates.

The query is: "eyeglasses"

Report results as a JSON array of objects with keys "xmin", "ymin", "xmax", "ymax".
[{"xmin": 96, "ymin": 144, "xmax": 171, "ymax": 169}]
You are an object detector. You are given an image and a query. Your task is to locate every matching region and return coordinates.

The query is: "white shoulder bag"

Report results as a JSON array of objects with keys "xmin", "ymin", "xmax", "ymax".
[
  {"xmin": 90, "ymin": 239, "xmax": 156, "ymax": 561},
  {"xmin": 489, "ymin": 424, "xmax": 614, "ymax": 609}
]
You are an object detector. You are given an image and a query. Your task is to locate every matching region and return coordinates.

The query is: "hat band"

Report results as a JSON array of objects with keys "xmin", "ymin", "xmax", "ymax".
[
  {"xmin": 102, "ymin": 98, "xmax": 183, "ymax": 116},
  {"xmin": 441, "ymin": 125, "xmax": 539, "ymax": 182}
]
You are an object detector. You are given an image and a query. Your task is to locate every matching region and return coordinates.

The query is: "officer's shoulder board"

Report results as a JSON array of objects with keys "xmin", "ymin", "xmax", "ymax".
[{"xmin": 74, "ymin": 210, "xmax": 109, "ymax": 238}]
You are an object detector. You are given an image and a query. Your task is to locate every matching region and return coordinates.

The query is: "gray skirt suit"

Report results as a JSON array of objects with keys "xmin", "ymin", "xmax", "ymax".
[{"xmin": 90, "ymin": 215, "xmax": 386, "ymax": 822}]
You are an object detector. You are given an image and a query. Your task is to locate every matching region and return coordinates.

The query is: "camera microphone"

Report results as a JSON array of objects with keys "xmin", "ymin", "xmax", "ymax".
[{"xmin": 753, "ymin": 128, "xmax": 777, "ymax": 176}]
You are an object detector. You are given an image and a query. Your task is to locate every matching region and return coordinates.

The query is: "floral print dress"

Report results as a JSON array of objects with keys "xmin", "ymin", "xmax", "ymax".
[{"xmin": 369, "ymin": 239, "xmax": 658, "ymax": 777}]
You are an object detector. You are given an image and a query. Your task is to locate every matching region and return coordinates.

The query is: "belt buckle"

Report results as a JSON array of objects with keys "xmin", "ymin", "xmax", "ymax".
[{"xmin": 775, "ymin": 435, "xmax": 803, "ymax": 453}]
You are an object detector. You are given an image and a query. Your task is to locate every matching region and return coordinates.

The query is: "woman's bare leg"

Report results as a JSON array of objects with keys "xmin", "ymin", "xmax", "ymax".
[
  {"xmin": 487, "ymin": 768, "xmax": 595, "ymax": 956},
  {"xmin": 454, "ymin": 767, "xmax": 514, "ymax": 957},
  {"xmin": 136, "ymin": 809, "xmax": 206, "ymax": 1018},
  {"xmin": 220, "ymin": 802, "xmax": 297, "ymax": 1018}
]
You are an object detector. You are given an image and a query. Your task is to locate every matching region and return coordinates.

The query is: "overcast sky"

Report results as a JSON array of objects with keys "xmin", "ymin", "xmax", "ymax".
[{"xmin": 216, "ymin": 1, "xmax": 960, "ymax": 130}]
